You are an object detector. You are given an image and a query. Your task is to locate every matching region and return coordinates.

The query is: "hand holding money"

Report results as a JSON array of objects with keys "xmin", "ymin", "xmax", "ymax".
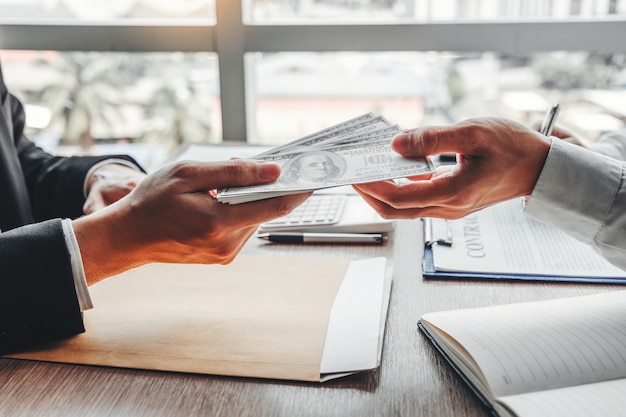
[
  {"xmin": 216, "ymin": 113, "xmax": 436, "ymax": 204},
  {"xmin": 353, "ymin": 117, "xmax": 552, "ymax": 219}
]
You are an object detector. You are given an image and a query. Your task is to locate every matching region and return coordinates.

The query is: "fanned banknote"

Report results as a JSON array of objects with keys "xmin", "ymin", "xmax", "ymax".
[{"xmin": 216, "ymin": 114, "xmax": 435, "ymax": 204}]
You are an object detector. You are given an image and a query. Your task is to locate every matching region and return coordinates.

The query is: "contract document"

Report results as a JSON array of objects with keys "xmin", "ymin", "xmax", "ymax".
[{"xmin": 422, "ymin": 198, "xmax": 626, "ymax": 284}]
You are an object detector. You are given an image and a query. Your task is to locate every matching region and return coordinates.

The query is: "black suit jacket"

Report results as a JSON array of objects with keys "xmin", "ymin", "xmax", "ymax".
[{"xmin": 0, "ymin": 64, "xmax": 141, "ymax": 354}]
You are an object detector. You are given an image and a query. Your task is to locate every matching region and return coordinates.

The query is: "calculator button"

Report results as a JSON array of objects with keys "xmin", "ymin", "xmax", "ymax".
[{"xmin": 261, "ymin": 194, "xmax": 346, "ymax": 228}]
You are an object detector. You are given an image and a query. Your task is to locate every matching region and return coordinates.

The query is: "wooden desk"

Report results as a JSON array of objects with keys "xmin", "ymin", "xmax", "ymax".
[{"xmin": 0, "ymin": 220, "xmax": 619, "ymax": 417}]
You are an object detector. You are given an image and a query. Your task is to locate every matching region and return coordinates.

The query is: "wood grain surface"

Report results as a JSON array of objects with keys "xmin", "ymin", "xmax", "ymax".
[{"xmin": 0, "ymin": 219, "xmax": 619, "ymax": 417}]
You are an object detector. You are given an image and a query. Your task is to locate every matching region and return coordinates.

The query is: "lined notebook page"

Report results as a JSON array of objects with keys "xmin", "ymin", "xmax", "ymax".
[
  {"xmin": 421, "ymin": 290, "xmax": 626, "ymax": 397},
  {"xmin": 499, "ymin": 378, "xmax": 626, "ymax": 417}
]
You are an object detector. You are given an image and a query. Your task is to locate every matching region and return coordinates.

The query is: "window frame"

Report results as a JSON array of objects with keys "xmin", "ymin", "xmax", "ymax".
[{"xmin": 0, "ymin": 0, "xmax": 625, "ymax": 142}]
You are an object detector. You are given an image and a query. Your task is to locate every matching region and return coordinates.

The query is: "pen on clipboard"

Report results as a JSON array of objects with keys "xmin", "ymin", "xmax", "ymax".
[
  {"xmin": 258, "ymin": 232, "xmax": 386, "ymax": 244},
  {"xmin": 539, "ymin": 104, "xmax": 560, "ymax": 136}
]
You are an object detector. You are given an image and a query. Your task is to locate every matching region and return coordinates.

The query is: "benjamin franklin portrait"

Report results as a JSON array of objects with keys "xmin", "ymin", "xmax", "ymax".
[{"xmin": 280, "ymin": 151, "xmax": 347, "ymax": 185}]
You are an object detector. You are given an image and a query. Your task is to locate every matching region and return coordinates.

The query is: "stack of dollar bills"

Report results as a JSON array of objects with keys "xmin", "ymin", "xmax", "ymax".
[{"xmin": 216, "ymin": 113, "xmax": 436, "ymax": 204}]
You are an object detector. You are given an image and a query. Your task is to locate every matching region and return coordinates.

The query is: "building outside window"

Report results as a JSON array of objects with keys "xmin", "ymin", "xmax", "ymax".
[{"xmin": 0, "ymin": 0, "xmax": 624, "ymax": 169}]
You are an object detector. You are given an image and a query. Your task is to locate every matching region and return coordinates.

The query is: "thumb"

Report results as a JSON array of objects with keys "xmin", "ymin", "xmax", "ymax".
[
  {"xmin": 173, "ymin": 159, "xmax": 281, "ymax": 191},
  {"xmin": 391, "ymin": 123, "xmax": 478, "ymax": 157}
]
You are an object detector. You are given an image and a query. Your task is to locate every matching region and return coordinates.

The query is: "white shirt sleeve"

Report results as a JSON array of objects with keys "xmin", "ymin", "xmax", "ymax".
[
  {"xmin": 587, "ymin": 129, "xmax": 626, "ymax": 161},
  {"xmin": 61, "ymin": 218, "xmax": 93, "ymax": 311},
  {"xmin": 524, "ymin": 138, "xmax": 626, "ymax": 270},
  {"xmin": 62, "ymin": 159, "xmax": 140, "ymax": 311}
]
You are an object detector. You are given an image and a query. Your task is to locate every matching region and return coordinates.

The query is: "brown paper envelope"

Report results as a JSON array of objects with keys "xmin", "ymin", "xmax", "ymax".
[{"xmin": 8, "ymin": 255, "xmax": 350, "ymax": 382}]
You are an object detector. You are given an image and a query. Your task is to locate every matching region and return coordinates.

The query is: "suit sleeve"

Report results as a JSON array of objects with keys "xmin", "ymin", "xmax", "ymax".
[
  {"xmin": 8, "ymin": 93, "xmax": 143, "ymax": 222},
  {"xmin": 0, "ymin": 219, "xmax": 85, "ymax": 354}
]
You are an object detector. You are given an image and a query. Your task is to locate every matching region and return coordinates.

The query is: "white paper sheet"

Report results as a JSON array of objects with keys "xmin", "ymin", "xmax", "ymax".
[{"xmin": 429, "ymin": 199, "xmax": 625, "ymax": 277}]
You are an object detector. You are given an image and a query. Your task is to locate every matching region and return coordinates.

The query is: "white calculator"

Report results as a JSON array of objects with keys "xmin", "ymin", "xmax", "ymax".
[{"xmin": 258, "ymin": 193, "xmax": 394, "ymax": 233}]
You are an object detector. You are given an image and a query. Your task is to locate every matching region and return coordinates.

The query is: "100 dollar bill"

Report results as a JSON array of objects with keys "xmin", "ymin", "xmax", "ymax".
[
  {"xmin": 217, "ymin": 143, "xmax": 435, "ymax": 204},
  {"xmin": 254, "ymin": 113, "xmax": 390, "ymax": 157}
]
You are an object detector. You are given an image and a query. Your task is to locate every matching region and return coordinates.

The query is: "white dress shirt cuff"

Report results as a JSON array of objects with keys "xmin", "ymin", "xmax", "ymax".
[
  {"xmin": 62, "ymin": 218, "xmax": 93, "ymax": 311},
  {"xmin": 524, "ymin": 138, "xmax": 622, "ymax": 245}
]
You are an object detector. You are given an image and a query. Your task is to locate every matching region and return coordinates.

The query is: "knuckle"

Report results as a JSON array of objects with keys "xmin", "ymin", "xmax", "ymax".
[
  {"xmin": 456, "ymin": 120, "xmax": 493, "ymax": 151},
  {"xmin": 413, "ymin": 127, "xmax": 441, "ymax": 156},
  {"xmin": 225, "ymin": 160, "xmax": 252, "ymax": 184},
  {"xmin": 274, "ymin": 201, "xmax": 294, "ymax": 219},
  {"xmin": 169, "ymin": 161, "xmax": 197, "ymax": 179}
]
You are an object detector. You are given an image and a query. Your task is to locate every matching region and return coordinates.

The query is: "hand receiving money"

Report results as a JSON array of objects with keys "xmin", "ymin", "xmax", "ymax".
[{"xmin": 216, "ymin": 113, "xmax": 436, "ymax": 204}]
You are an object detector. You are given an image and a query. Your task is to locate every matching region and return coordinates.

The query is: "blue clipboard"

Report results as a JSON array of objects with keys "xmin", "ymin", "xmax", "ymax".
[
  {"xmin": 422, "ymin": 243, "xmax": 626, "ymax": 284},
  {"xmin": 421, "ymin": 211, "xmax": 626, "ymax": 285}
]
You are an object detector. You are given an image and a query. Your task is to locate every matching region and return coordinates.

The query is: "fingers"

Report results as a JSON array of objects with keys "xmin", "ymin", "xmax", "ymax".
[
  {"xmin": 404, "ymin": 172, "xmax": 434, "ymax": 182},
  {"xmin": 218, "ymin": 192, "xmax": 311, "ymax": 228},
  {"xmin": 549, "ymin": 126, "xmax": 575, "ymax": 140},
  {"xmin": 561, "ymin": 136, "xmax": 587, "ymax": 147},
  {"xmin": 354, "ymin": 186, "xmax": 464, "ymax": 219},
  {"xmin": 391, "ymin": 123, "xmax": 479, "ymax": 158},
  {"xmin": 355, "ymin": 166, "xmax": 459, "ymax": 208},
  {"xmin": 352, "ymin": 187, "xmax": 401, "ymax": 217},
  {"xmin": 83, "ymin": 194, "xmax": 105, "ymax": 215},
  {"xmin": 392, "ymin": 118, "xmax": 539, "ymax": 159},
  {"xmin": 167, "ymin": 159, "xmax": 282, "ymax": 192},
  {"xmin": 355, "ymin": 180, "xmax": 436, "ymax": 210},
  {"xmin": 83, "ymin": 182, "xmax": 137, "ymax": 214},
  {"xmin": 83, "ymin": 165, "xmax": 146, "ymax": 215}
]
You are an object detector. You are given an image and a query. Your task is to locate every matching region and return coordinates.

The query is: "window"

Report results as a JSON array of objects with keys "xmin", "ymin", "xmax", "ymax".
[
  {"xmin": 248, "ymin": 50, "xmax": 626, "ymax": 146},
  {"xmin": 0, "ymin": 0, "xmax": 215, "ymax": 20},
  {"xmin": 247, "ymin": 0, "xmax": 626, "ymax": 22},
  {"xmin": 245, "ymin": 0, "xmax": 626, "ymax": 145},
  {"xmin": 1, "ymin": 0, "xmax": 625, "ymax": 166},
  {"xmin": 1, "ymin": 50, "xmax": 220, "ymax": 168}
]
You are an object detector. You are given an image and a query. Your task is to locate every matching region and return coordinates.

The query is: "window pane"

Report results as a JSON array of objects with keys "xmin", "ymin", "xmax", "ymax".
[
  {"xmin": 246, "ymin": 0, "xmax": 626, "ymax": 23},
  {"xmin": 248, "ymin": 51, "xmax": 626, "ymax": 146},
  {"xmin": 1, "ymin": 50, "xmax": 221, "ymax": 169},
  {"xmin": 0, "ymin": 0, "xmax": 215, "ymax": 21}
]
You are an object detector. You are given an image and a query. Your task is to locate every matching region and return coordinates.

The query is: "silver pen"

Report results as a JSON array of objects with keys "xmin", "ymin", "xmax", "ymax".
[
  {"xmin": 258, "ymin": 232, "xmax": 387, "ymax": 244},
  {"xmin": 539, "ymin": 104, "xmax": 560, "ymax": 136}
]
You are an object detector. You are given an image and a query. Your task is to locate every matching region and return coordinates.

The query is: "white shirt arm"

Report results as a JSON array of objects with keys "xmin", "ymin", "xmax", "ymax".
[
  {"xmin": 61, "ymin": 218, "xmax": 93, "ymax": 311},
  {"xmin": 524, "ymin": 138, "xmax": 626, "ymax": 270},
  {"xmin": 64, "ymin": 158, "xmax": 141, "ymax": 310},
  {"xmin": 587, "ymin": 130, "xmax": 626, "ymax": 161}
]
